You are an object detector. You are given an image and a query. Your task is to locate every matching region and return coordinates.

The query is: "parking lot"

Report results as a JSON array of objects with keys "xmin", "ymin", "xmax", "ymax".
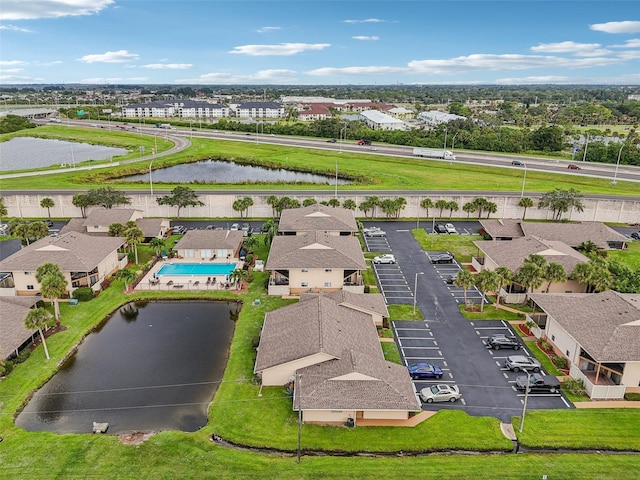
[
  {"xmin": 426, "ymin": 250, "xmax": 485, "ymax": 305},
  {"xmin": 372, "ymin": 262, "xmax": 414, "ymax": 304}
]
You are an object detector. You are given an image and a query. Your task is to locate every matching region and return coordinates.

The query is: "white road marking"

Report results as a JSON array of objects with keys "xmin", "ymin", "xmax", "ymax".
[{"xmin": 503, "ymin": 373, "xmax": 509, "ymax": 379}]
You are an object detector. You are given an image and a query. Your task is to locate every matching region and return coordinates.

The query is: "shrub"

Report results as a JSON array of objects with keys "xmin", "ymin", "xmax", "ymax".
[
  {"xmin": 72, "ymin": 287, "xmax": 94, "ymax": 302},
  {"xmin": 562, "ymin": 378, "xmax": 586, "ymax": 396},
  {"xmin": 551, "ymin": 355, "xmax": 568, "ymax": 369},
  {"xmin": 127, "ymin": 252, "xmax": 136, "ymax": 263},
  {"xmin": 0, "ymin": 360, "xmax": 14, "ymax": 376},
  {"xmin": 15, "ymin": 348, "xmax": 32, "ymax": 364},
  {"xmin": 539, "ymin": 339, "xmax": 553, "ymax": 352},
  {"xmin": 624, "ymin": 392, "xmax": 640, "ymax": 401},
  {"xmin": 245, "ymin": 253, "xmax": 254, "ymax": 265}
]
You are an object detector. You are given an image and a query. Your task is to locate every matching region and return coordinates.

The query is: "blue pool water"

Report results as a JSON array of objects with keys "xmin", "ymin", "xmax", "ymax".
[{"xmin": 157, "ymin": 263, "xmax": 236, "ymax": 276}]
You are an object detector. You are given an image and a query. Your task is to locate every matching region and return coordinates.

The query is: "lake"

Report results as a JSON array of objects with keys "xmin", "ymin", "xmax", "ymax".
[
  {"xmin": 0, "ymin": 137, "xmax": 128, "ymax": 171},
  {"xmin": 124, "ymin": 158, "xmax": 350, "ymax": 184},
  {"xmin": 15, "ymin": 300, "xmax": 238, "ymax": 434}
]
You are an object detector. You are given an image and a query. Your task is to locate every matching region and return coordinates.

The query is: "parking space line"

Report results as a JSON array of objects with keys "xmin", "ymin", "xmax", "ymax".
[
  {"xmin": 404, "ymin": 356, "xmax": 444, "ymax": 360},
  {"xmin": 401, "ymin": 346, "xmax": 440, "ymax": 349}
]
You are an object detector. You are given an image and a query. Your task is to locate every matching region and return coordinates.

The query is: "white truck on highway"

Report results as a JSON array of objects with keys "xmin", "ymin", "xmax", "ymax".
[{"xmin": 413, "ymin": 148, "xmax": 455, "ymax": 161}]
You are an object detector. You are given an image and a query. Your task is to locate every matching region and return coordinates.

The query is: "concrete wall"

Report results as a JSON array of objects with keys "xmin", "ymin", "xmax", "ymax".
[
  {"xmin": 622, "ymin": 362, "xmax": 640, "ymax": 391},
  {"xmin": 4, "ymin": 192, "xmax": 640, "ymax": 224},
  {"xmin": 545, "ymin": 316, "xmax": 580, "ymax": 363}
]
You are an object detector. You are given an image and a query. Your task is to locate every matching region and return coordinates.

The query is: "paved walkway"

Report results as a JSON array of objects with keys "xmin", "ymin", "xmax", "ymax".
[
  {"xmin": 574, "ymin": 401, "xmax": 640, "ymax": 409},
  {"xmin": 357, "ymin": 411, "xmax": 436, "ymax": 427}
]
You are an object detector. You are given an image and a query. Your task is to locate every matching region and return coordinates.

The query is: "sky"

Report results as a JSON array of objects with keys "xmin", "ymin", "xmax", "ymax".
[{"xmin": 1, "ymin": 0, "xmax": 639, "ymax": 86}]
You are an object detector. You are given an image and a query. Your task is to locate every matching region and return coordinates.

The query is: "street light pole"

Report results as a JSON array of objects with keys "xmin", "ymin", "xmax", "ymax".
[
  {"xmin": 612, "ymin": 143, "xmax": 625, "ymax": 185},
  {"xmin": 413, "ymin": 272, "xmax": 424, "ymax": 314},
  {"xmin": 519, "ymin": 370, "xmax": 531, "ymax": 433},
  {"xmin": 450, "ymin": 132, "xmax": 458, "ymax": 166},
  {"xmin": 521, "ymin": 162, "xmax": 527, "ymax": 197},
  {"xmin": 149, "ymin": 158, "xmax": 154, "ymax": 196},
  {"xmin": 443, "ymin": 127, "xmax": 448, "ymax": 151},
  {"xmin": 582, "ymin": 134, "xmax": 589, "ymax": 162},
  {"xmin": 334, "ymin": 160, "xmax": 338, "ymax": 199}
]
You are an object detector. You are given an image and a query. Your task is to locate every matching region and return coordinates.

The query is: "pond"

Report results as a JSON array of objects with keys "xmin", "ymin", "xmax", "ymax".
[
  {"xmin": 124, "ymin": 158, "xmax": 350, "ymax": 184},
  {"xmin": 0, "ymin": 137, "xmax": 128, "ymax": 171},
  {"xmin": 15, "ymin": 300, "xmax": 238, "ymax": 434}
]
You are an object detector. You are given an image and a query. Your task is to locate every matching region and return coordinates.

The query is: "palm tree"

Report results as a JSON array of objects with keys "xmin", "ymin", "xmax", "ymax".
[
  {"xmin": 493, "ymin": 266, "xmax": 513, "ymax": 304},
  {"xmin": 462, "ymin": 202, "xmax": 476, "ymax": 218},
  {"xmin": 454, "ymin": 268, "xmax": 475, "ymax": 310},
  {"xmin": 149, "ymin": 237, "xmax": 166, "ymax": 257},
  {"xmin": 571, "ymin": 262, "xmax": 594, "ymax": 291},
  {"xmin": 516, "ymin": 262, "xmax": 544, "ymax": 294},
  {"xmin": 229, "ymin": 268, "xmax": 248, "ymax": 290},
  {"xmin": 327, "ymin": 198, "xmax": 340, "ymax": 208},
  {"xmin": 435, "ymin": 199, "xmax": 448, "ymax": 218},
  {"xmin": 474, "ymin": 269, "xmax": 499, "ymax": 312},
  {"xmin": 261, "ymin": 218, "xmax": 278, "ymax": 246},
  {"xmin": 0, "ymin": 196, "xmax": 7, "ymax": 223},
  {"xmin": 342, "ymin": 199, "xmax": 356, "ymax": 210},
  {"xmin": 125, "ymin": 225, "xmax": 144, "ymax": 264},
  {"xmin": 577, "ymin": 240, "xmax": 599, "ymax": 257},
  {"xmin": 544, "ymin": 262, "xmax": 566, "ymax": 293},
  {"xmin": 420, "ymin": 198, "xmax": 434, "ymax": 218},
  {"xmin": 117, "ymin": 268, "xmax": 137, "ymax": 291},
  {"xmin": 24, "ymin": 307, "xmax": 55, "ymax": 360},
  {"xmin": 40, "ymin": 197, "xmax": 55, "ymax": 220},
  {"xmin": 36, "ymin": 263, "xmax": 68, "ymax": 321},
  {"xmin": 518, "ymin": 197, "xmax": 534, "ymax": 220},
  {"xmin": 266, "ymin": 195, "xmax": 279, "ymax": 218},
  {"xmin": 108, "ymin": 222, "xmax": 126, "ymax": 237},
  {"xmin": 447, "ymin": 201, "xmax": 459, "ymax": 218}
]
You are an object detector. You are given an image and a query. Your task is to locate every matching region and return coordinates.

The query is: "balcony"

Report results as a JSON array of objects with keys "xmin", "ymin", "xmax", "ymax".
[{"xmin": 570, "ymin": 365, "xmax": 626, "ymax": 400}]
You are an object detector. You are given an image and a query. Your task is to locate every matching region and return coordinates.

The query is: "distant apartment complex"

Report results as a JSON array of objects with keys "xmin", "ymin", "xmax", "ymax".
[{"xmin": 120, "ymin": 99, "xmax": 284, "ymax": 119}]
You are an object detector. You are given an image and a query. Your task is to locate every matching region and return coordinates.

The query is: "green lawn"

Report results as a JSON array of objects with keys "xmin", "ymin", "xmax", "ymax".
[
  {"xmin": 608, "ymin": 240, "xmax": 640, "ymax": 270},
  {"xmin": 459, "ymin": 304, "xmax": 525, "ymax": 321},
  {"xmin": 525, "ymin": 340, "xmax": 562, "ymax": 376},
  {"xmin": 381, "ymin": 341, "xmax": 402, "ymax": 364},
  {"xmin": 412, "ymin": 229, "xmax": 483, "ymax": 262}
]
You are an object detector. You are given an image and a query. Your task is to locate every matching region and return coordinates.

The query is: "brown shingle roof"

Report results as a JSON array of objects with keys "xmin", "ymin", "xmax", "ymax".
[
  {"xmin": 266, "ymin": 232, "xmax": 366, "ymax": 270},
  {"xmin": 293, "ymin": 350, "xmax": 421, "ymax": 412},
  {"xmin": 173, "ymin": 230, "xmax": 244, "ymax": 250},
  {"xmin": 301, "ymin": 291, "xmax": 389, "ymax": 318},
  {"xmin": 254, "ymin": 296, "xmax": 382, "ymax": 373},
  {"xmin": 479, "ymin": 219, "xmax": 524, "ymax": 239},
  {"xmin": 475, "ymin": 235, "xmax": 588, "ymax": 275},
  {"xmin": 135, "ymin": 218, "xmax": 168, "ymax": 238},
  {"xmin": 82, "ymin": 208, "xmax": 141, "ymax": 227},
  {"xmin": 278, "ymin": 204, "xmax": 357, "ymax": 233},
  {"xmin": 521, "ymin": 222, "xmax": 628, "ymax": 249},
  {"xmin": 0, "ymin": 232, "xmax": 124, "ymax": 272},
  {"xmin": 0, "ymin": 296, "xmax": 41, "ymax": 358},
  {"xmin": 530, "ymin": 291, "xmax": 640, "ymax": 362}
]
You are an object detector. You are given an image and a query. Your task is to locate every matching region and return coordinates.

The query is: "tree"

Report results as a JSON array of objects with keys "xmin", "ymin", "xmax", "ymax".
[
  {"xmin": 0, "ymin": 196, "xmax": 7, "ymax": 223},
  {"xmin": 420, "ymin": 198, "xmax": 434, "ymax": 218},
  {"xmin": 474, "ymin": 269, "xmax": 499, "ymax": 312},
  {"xmin": 303, "ymin": 198, "xmax": 317, "ymax": 207},
  {"xmin": 229, "ymin": 268, "xmax": 248, "ymax": 290},
  {"xmin": 12, "ymin": 220, "xmax": 48, "ymax": 246},
  {"xmin": 454, "ymin": 268, "xmax": 475, "ymax": 310},
  {"xmin": 446, "ymin": 201, "xmax": 459, "ymax": 218},
  {"xmin": 435, "ymin": 199, "xmax": 448, "ymax": 218},
  {"xmin": 576, "ymin": 240, "xmax": 599, "ymax": 257},
  {"xmin": 149, "ymin": 238, "xmax": 166, "ymax": 256},
  {"xmin": 125, "ymin": 225, "xmax": 144, "ymax": 264},
  {"xmin": 24, "ymin": 307, "xmax": 55, "ymax": 360},
  {"xmin": 518, "ymin": 197, "xmax": 534, "ymax": 220},
  {"xmin": 40, "ymin": 197, "xmax": 55, "ymax": 220},
  {"xmin": 87, "ymin": 187, "xmax": 131, "ymax": 209},
  {"xmin": 261, "ymin": 218, "xmax": 278, "ymax": 246},
  {"xmin": 472, "ymin": 197, "xmax": 489, "ymax": 219},
  {"xmin": 266, "ymin": 195, "xmax": 279, "ymax": 218},
  {"xmin": 516, "ymin": 262, "xmax": 544, "ymax": 293},
  {"xmin": 544, "ymin": 262, "xmax": 566, "ymax": 293},
  {"xmin": 108, "ymin": 222, "xmax": 126, "ymax": 237},
  {"xmin": 242, "ymin": 236, "xmax": 259, "ymax": 254},
  {"xmin": 538, "ymin": 188, "xmax": 584, "ymax": 221},
  {"xmin": 72, "ymin": 193, "xmax": 91, "ymax": 218},
  {"xmin": 36, "ymin": 262, "xmax": 67, "ymax": 321},
  {"xmin": 156, "ymin": 186, "xmax": 204, "ymax": 219},
  {"xmin": 484, "ymin": 201, "xmax": 498, "ymax": 218},
  {"xmin": 342, "ymin": 199, "xmax": 356, "ymax": 210},
  {"xmin": 232, "ymin": 196, "xmax": 254, "ymax": 218},
  {"xmin": 462, "ymin": 202, "xmax": 476, "ymax": 218},
  {"xmin": 494, "ymin": 266, "xmax": 513, "ymax": 304},
  {"xmin": 327, "ymin": 198, "xmax": 340, "ymax": 208},
  {"xmin": 117, "ymin": 268, "xmax": 137, "ymax": 291}
]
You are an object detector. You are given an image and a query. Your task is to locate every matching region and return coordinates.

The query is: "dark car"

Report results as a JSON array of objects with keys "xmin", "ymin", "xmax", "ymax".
[
  {"xmin": 511, "ymin": 160, "xmax": 523, "ymax": 166},
  {"xmin": 433, "ymin": 223, "xmax": 448, "ymax": 234},
  {"xmin": 326, "ymin": 138, "xmax": 337, "ymax": 143},
  {"xmin": 515, "ymin": 373, "xmax": 561, "ymax": 393},
  {"xmin": 567, "ymin": 164, "xmax": 581, "ymax": 170},
  {"xmin": 487, "ymin": 334, "xmax": 521, "ymax": 350},
  {"xmin": 630, "ymin": 231, "xmax": 640, "ymax": 240},
  {"xmin": 407, "ymin": 363, "xmax": 443, "ymax": 379},
  {"xmin": 444, "ymin": 274, "xmax": 455, "ymax": 284},
  {"xmin": 431, "ymin": 252, "xmax": 455, "ymax": 264}
]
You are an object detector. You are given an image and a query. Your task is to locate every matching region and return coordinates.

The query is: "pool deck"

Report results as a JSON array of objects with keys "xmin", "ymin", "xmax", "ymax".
[{"xmin": 135, "ymin": 258, "xmax": 243, "ymax": 291}]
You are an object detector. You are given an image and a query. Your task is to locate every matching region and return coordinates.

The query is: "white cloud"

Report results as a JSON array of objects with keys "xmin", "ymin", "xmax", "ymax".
[
  {"xmin": 256, "ymin": 26, "xmax": 281, "ymax": 33},
  {"xmin": 79, "ymin": 76, "xmax": 149, "ymax": 83},
  {"xmin": 496, "ymin": 76, "xmax": 572, "ymax": 85},
  {"xmin": 616, "ymin": 50, "xmax": 640, "ymax": 60},
  {"xmin": 230, "ymin": 43, "xmax": 330, "ymax": 56},
  {"xmin": 531, "ymin": 41, "xmax": 611, "ymax": 57},
  {"xmin": 590, "ymin": 21, "xmax": 640, "ymax": 34},
  {"xmin": 0, "ymin": 0, "xmax": 113, "ymax": 21},
  {"xmin": 307, "ymin": 65, "xmax": 409, "ymax": 76},
  {"xmin": 0, "ymin": 74, "xmax": 44, "ymax": 83},
  {"xmin": 176, "ymin": 69, "xmax": 297, "ymax": 84},
  {"xmin": 610, "ymin": 38, "xmax": 640, "ymax": 48},
  {"xmin": 78, "ymin": 50, "xmax": 139, "ymax": 63},
  {"xmin": 343, "ymin": 18, "xmax": 385, "ymax": 24},
  {"xmin": 141, "ymin": 63, "xmax": 194, "ymax": 70},
  {"xmin": 0, "ymin": 24, "xmax": 33, "ymax": 32},
  {"xmin": 0, "ymin": 60, "xmax": 27, "ymax": 66},
  {"xmin": 352, "ymin": 36, "xmax": 379, "ymax": 41},
  {"xmin": 0, "ymin": 68, "xmax": 24, "ymax": 73}
]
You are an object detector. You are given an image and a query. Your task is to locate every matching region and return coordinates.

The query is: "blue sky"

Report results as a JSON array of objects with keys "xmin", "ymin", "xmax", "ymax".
[{"xmin": 1, "ymin": 0, "xmax": 639, "ymax": 85}]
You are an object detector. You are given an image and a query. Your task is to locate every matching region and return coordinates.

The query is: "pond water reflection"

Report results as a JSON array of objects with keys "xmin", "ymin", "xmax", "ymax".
[
  {"xmin": 15, "ymin": 300, "xmax": 238, "ymax": 434},
  {"xmin": 124, "ymin": 158, "xmax": 350, "ymax": 184},
  {"xmin": 1, "ymin": 137, "xmax": 128, "ymax": 171}
]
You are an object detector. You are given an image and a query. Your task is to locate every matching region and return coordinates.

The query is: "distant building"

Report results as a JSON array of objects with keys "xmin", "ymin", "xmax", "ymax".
[
  {"xmin": 417, "ymin": 110, "xmax": 466, "ymax": 125},
  {"xmin": 121, "ymin": 99, "xmax": 229, "ymax": 119},
  {"xmin": 359, "ymin": 110, "xmax": 408, "ymax": 131},
  {"xmin": 235, "ymin": 101, "xmax": 284, "ymax": 119}
]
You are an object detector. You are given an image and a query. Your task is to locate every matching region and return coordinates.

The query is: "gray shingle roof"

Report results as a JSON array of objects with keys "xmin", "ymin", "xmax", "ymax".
[
  {"xmin": 474, "ymin": 235, "xmax": 588, "ymax": 275},
  {"xmin": 530, "ymin": 291, "xmax": 640, "ymax": 362},
  {"xmin": 293, "ymin": 350, "xmax": 421, "ymax": 412},
  {"xmin": 301, "ymin": 291, "xmax": 389, "ymax": 318},
  {"xmin": 254, "ymin": 296, "xmax": 381, "ymax": 372},
  {"xmin": 278, "ymin": 204, "xmax": 358, "ymax": 233},
  {"xmin": 173, "ymin": 230, "xmax": 244, "ymax": 250},
  {"xmin": 266, "ymin": 232, "xmax": 366, "ymax": 270},
  {"xmin": 0, "ymin": 296, "xmax": 41, "ymax": 358},
  {"xmin": 82, "ymin": 208, "xmax": 140, "ymax": 227},
  {"xmin": 479, "ymin": 219, "xmax": 524, "ymax": 239},
  {"xmin": 0, "ymin": 232, "xmax": 124, "ymax": 272},
  {"xmin": 135, "ymin": 218, "xmax": 168, "ymax": 238}
]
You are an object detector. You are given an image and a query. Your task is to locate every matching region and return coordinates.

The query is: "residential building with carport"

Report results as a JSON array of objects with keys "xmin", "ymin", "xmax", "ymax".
[{"xmin": 277, "ymin": 204, "xmax": 358, "ymax": 236}]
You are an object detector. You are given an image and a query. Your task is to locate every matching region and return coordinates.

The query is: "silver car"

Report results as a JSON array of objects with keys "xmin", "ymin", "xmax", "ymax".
[
  {"xmin": 504, "ymin": 355, "xmax": 541, "ymax": 373},
  {"xmin": 373, "ymin": 254, "xmax": 396, "ymax": 264},
  {"xmin": 419, "ymin": 384, "xmax": 461, "ymax": 403}
]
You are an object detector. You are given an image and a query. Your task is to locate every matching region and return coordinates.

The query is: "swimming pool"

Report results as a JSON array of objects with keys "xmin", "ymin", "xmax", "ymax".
[{"xmin": 157, "ymin": 263, "xmax": 237, "ymax": 276}]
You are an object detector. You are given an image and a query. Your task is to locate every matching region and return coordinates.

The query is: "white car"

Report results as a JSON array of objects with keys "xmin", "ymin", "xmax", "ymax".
[
  {"xmin": 445, "ymin": 223, "xmax": 457, "ymax": 234},
  {"xmin": 364, "ymin": 227, "xmax": 386, "ymax": 237},
  {"xmin": 419, "ymin": 384, "xmax": 462, "ymax": 403},
  {"xmin": 373, "ymin": 254, "xmax": 396, "ymax": 264},
  {"xmin": 230, "ymin": 223, "xmax": 240, "ymax": 230}
]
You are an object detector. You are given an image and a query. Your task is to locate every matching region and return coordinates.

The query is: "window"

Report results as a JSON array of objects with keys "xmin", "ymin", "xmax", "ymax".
[
  {"xmin": 301, "ymin": 269, "xmax": 308, "ymax": 273},
  {"xmin": 324, "ymin": 269, "xmax": 332, "ymax": 273},
  {"xmin": 27, "ymin": 285, "xmax": 34, "ymax": 290},
  {"xmin": 324, "ymin": 282, "xmax": 331, "ymax": 287},
  {"xmin": 24, "ymin": 272, "xmax": 31, "ymax": 275},
  {"xmin": 551, "ymin": 335, "xmax": 555, "ymax": 341},
  {"xmin": 566, "ymin": 350, "xmax": 570, "ymax": 356}
]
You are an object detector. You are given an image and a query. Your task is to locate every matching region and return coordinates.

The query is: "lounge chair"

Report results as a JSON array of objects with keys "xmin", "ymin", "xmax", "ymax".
[
  {"xmin": 167, "ymin": 280, "xmax": 174, "ymax": 287},
  {"xmin": 193, "ymin": 281, "xmax": 200, "ymax": 288},
  {"xmin": 206, "ymin": 277, "xmax": 211, "ymax": 285}
]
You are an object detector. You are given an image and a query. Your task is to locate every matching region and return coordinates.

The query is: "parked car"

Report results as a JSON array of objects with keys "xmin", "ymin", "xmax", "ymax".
[
  {"xmin": 206, "ymin": 225, "xmax": 215, "ymax": 230},
  {"xmin": 172, "ymin": 225, "xmax": 187, "ymax": 235},
  {"xmin": 511, "ymin": 160, "xmax": 524, "ymax": 166},
  {"xmin": 230, "ymin": 223, "xmax": 240, "ymax": 230},
  {"xmin": 567, "ymin": 164, "xmax": 581, "ymax": 170},
  {"xmin": 630, "ymin": 231, "xmax": 640, "ymax": 240},
  {"xmin": 373, "ymin": 254, "xmax": 396, "ymax": 264},
  {"xmin": 430, "ymin": 252, "xmax": 455, "ymax": 264},
  {"xmin": 504, "ymin": 355, "xmax": 541, "ymax": 373},
  {"xmin": 444, "ymin": 223, "xmax": 457, "ymax": 234},
  {"xmin": 419, "ymin": 384, "xmax": 461, "ymax": 403},
  {"xmin": 515, "ymin": 373, "xmax": 561, "ymax": 393},
  {"xmin": 241, "ymin": 223, "xmax": 253, "ymax": 236},
  {"xmin": 407, "ymin": 363, "xmax": 443, "ymax": 379},
  {"xmin": 444, "ymin": 274, "xmax": 455, "ymax": 284},
  {"xmin": 433, "ymin": 223, "xmax": 448, "ymax": 234},
  {"xmin": 364, "ymin": 228, "xmax": 386, "ymax": 237},
  {"xmin": 487, "ymin": 334, "xmax": 521, "ymax": 350}
]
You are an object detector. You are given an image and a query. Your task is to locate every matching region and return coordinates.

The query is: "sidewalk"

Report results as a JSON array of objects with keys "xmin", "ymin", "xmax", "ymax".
[{"xmin": 574, "ymin": 401, "xmax": 640, "ymax": 409}]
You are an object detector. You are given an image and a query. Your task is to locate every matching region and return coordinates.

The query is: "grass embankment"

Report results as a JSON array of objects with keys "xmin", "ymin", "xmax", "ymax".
[
  {"xmin": 2, "ymin": 127, "xmax": 639, "ymax": 197},
  {"xmin": 458, "ymin": 304, "xmax": 525, "ymax": 321},
  {"xmin": 412, "ymin": 228, "xmax": 483, "ymax": 263}
]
